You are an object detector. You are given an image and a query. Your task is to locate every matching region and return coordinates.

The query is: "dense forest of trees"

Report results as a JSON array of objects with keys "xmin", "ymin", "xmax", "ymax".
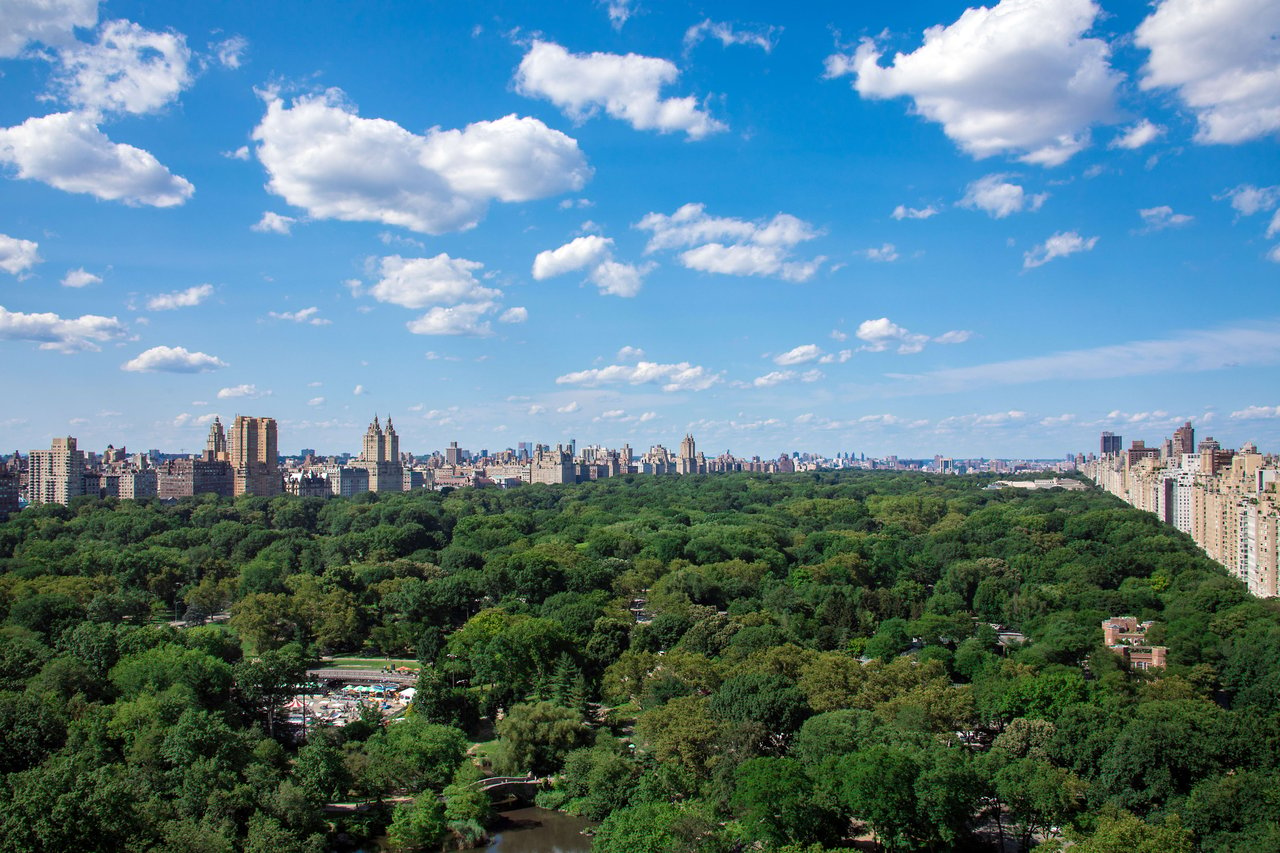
[{"xmin": 1, "ymin": 471, "xmax": 1278, "ymax": 851}]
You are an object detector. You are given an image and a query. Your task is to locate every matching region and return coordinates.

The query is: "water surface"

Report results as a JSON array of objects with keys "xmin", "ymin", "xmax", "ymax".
[{"xmin": 462, "ymin": 806, "xmax": 592, "ymax": 852}]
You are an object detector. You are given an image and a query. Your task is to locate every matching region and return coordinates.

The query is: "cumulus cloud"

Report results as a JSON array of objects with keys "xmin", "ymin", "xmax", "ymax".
[
  {"xmin": 499, "ymin": 306, "xmax": 528, "ymax": 323},
  {"xmin": 406, "ymin": 302, "xmax": 496, "ymax": 336},
  {"xmin": 1218, "ymin": 184, "xmax": 1280, "ymax": 217},
  {"xmin": 370, "ymin": 254, "xmax": 496, "ymax": 309},
  {"xmin": 0, "ymin": 304, "xmax": 125, "ymax": 352},
  {"xmin": 1110, "ymin": 119, "xmax": 1165, "ymax": 149},
  {"xmin": 683, "ymin": 20, "xmax": 780, "ymax": 53},
  {"xmin": 774, "ymin": 344, "xmax": 822, "ymax": 366},
  {"xmin": 892, "ymin": 204, "xmax": 940, "ymax": 220},
  {"xmin": 146, "ymin": 283, "xmax": 212, "ymax": 310},
  {"xmin": 934, "ymin": 329, "xmax": 973, "ymax": 345},
  {"xmin": 532, "ymin": 234, "xmax": 651, "ymax": 297},
  {"xmin": 1023, "ymin": 231, "xmax": 1099, "ymax": 268},
  {"xmin": 960, "ymin": 174, "xmax": 1048, "ymax": 218},
  {"xmin": 515, "ymin": 40, "xmax": 725, "ymax": 140},
  {"xmin": 556, "ymin": 360, "xmax": 722, "ymax": 392},
  {"xmin": 1268, "ymin": 245, "xmax": 1280, "ymax": 263},
  {"xmin": 53, "ymin": 19, "xmax": 192, "ymax": 115},
  {"xmin": 856, "ymin": 317, "xmax": 930, "ymax": 354},
  {"xmin": 828, "ymin": 0, "xmax": 1119, "ymax": 165},
  {"xmin": 638, "ymin": 203, "xmax": 823, "ymax": 281},
  {"xmin": 252, "ymin": 89, "xmax": 590, "ymax": 234},
  {"xmin": 307, "ymin": 396, "xmax": 325, "ymax": 406},
  {"xmin": 214, "ymin": 35, "xmax": 246, "ymax": 69},
  {"xmin": 217, "ymin": 384, "xmax": 268, "ymax": 399},
  {"xmin": 617, "ymin": 345, "xmax": 645, "ymax": 361},
  {"xmin": 1136, "ymin": 0, "xmax": 1280, "ymax": 145},
  {"xmin": 936, "ymin": 410, "xmax": 1028, "ymax": 429},
  {"xmin": 557, "ymin": 401, "xmax": 581, "ymax": 413},
  {"xmin": 1269, "ymin": 210, "xmax": 1280, "ymax": 240},
  {"xmin": 0, "ymin": 234, "xmax": 41, "ymax": 275},
  {"xmin": 602, "ymin": 0, "xmax": 634, "ymax": 29},
  {"xmin": 121, "ymin": 345, "xmax": 226, "ymax": 373},
  {"xmin": 0, "ymin": 0, "xmax": 97, "ymax": 58},
  {"xmin": 61, "ymin": 267, "xmax": 100, "ymax": 287},
  {"xmin": 1138, "ymin": 205, "xmax": 1193, "ymax": 231},
  {"xmin": 0, "ymin": 111, "xmax": 193, "ymax": 206},
  {"xmin": 252, "ymin": 211, "xmax": 296, "ymax": 234},
  {"xmin": 1231, "ymin": 404, "xmax": 1280, "ymax": 419},
  {"xmin": 862, "ymin": 243, "xmax": 899, "ymax": 262},
  {"xmin": 268, "ymin": 306, "xmax": 329, "ymax": 325},
  {"xmin": 752, "ymin": 369, "xmax": 822, "ymax": 387}
]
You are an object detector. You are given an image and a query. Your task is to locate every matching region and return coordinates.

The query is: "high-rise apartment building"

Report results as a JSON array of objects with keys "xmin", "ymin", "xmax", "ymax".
[
  {"xmin": 353, "ymin": 415, "xmax": 404, "ymax": 492},
  {"xmin": 231, "ymin": 415, "xmax": 281, "ymax": 497},
  {"xmin": 677, "ymin": 433, "xmax": 699, "ymax": 474},
  {"xmin": 1172, "ymin": 421, "xmax": 1195, "ymax": 459},
  {"xmin": 205, "ymin": 417, "xmax": 229, "ymax": 461},
  {"xmin": 1100, "ymin": 431, "xmax": 1122, "ymax": 456},
  {"xmin": 27, "ymin": 437, "xmax": 86, "ymax": 506}
]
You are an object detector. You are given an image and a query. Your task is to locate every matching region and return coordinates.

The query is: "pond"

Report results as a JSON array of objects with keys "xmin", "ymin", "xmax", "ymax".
[{"xmin": 461, "ymin": 806, "xmax": 593, "ymax": 852}]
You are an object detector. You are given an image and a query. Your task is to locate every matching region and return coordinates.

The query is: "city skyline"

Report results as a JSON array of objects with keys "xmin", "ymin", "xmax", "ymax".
[{"xmin": 2, "ymin": 1, "xmax": 1279, "ymax": 458}]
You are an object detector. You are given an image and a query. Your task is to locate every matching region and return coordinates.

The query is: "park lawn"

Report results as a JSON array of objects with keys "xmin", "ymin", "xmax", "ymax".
[{"xmin": 322, "ymin": 656, "xmax": 421, "ymax": 670}]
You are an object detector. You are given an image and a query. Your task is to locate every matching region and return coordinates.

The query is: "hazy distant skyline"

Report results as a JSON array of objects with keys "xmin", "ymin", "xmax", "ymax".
[{"xmin": 2, "ymin": 0, "xmax": 1278, "ymax": 458}]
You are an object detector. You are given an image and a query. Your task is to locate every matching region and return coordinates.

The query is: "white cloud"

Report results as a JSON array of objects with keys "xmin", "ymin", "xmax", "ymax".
[
  {"xmin": 637, "ymin": 203, "xmax": 823, "ymax": 281},
  {"xmin": 370, "ymin": 254, "xmax": 496, "ymax": 309},
  {"xmin": 252, "ymin": 211, "xmax": 296, "ymax": 234},
  {"xmin": 0, "ymin": 304, "xmax": 124, "ymax": 352},
  {"xmin": 0, "ymin": 234, "xmax": 41, "ymax": 275},
  {"xmin": 353, "ymin": 384, "xmax": 366, "ymax": 396},
  {"xmin": 0, "ymin": 0, "xmax": 97, "ymax": 58},
  {"xmin": 774, "ymin": 344, "xmax": 822, "ymax": 366},
  {"xmin": 1023, "ymin": 231, "xmax": 1099, "ymax": 268},
  {"xmin": 819, "ymin": 349, "xmax": 853, "ymax": 364},
  {"xmin": 557, "ymin": 401, "xmax": 581, "ymax": 413},
  {"xmin": 217, "ymin": 384, "xmax": 268, "ymax": 399},
  {"xmin": 1268, "ymin": 245, "xmax": 1280, "ymax": 264},
  {"xmin": 936, "ymin": 410, "xmax": 1028, "ymax": 429},
  {"xmin": 252, "ymin": 89, "xmax": 590, "ymax": 234},
  {"xmin": 683, "ymin": 20, "xmax": 780, "ymax": 53},
  {"xmin": 526, "ymin": 404, "xmax": 546, "ymax": 415},
  {"xmin": 617, "ymin": 345, "xmax": 645, "ymax": 361},
  {"xmin": 829, "ymin": 0, "xmax": 1119, "ymax": 165},
  {"xmin": 53, "ymin": 19, "xmax": 191, "ymax": 115},
  {"xmin": 146, "ymin": 283, "xmax": 212, "ymax": 310},
  {"xmin": 499, "ymin": 306, "xmax": 528, "ymax": 324},
  {"xmin": 752, "ymin": 369, "xmax": 822, "ymax": 387},
  {"xmin": 515, "ymin": 40, "xmax": 725, "ymax": 140},
  {"xmin": 60, "ymin": 267, "xmax": 100, "ymax": 287},
  {"xmin": 307, "ymin": 396, "xmax": 325, "ymax": 406},
  {"xmin": 960, "ymin": 174, "xmax": 1048, "ymax": 218},
  {"xmin": 1219, "ymin": 184, "xmax": 1280, "ymax": 217},
  {"xmin": 533, "ymin": 235, "xmax": 611, "ymax": 278},
  {"xmin": 890, "ymin": 320, "xmax": 1280, "ymax": 394},
  {"xmin": 856, "ymin": 317, "xmax": 929, "ymax": 354},
  {"xmin": 214, "ymin": 35, "xmax": 246, "ymax": 69},
  {"xmin": 532, "ymin": 234, "xmax": 651, "ymax": 297},
  {"xmin": 1231, "ymin": 404, "xmax": 1280, "ymax": 419},
  {"xmin": 224, "ymin": 145, "xmax": 249, "ymax": 160},
  {"xmin": 1138, "ymin": 205, "xmax": 1193, "ymax": 231},
  {"xmin": 0, "ymin": 111, "xmax": 193, "ymax": 206},
  {"xmin": 892, "ymin": 204, "xmax": 940, "ymax": 220},
  {"xmin": 406, "ymin": 302, "xmax": 496, "ymax": 336},
  {"xmin": 1136, "ymin": 0, "xmax": 1280, "ymax": 145},
  {"xmin": 830, "ymin": 329, "xmax": 849, "ymax": 342},
  {"xmin": 1110, "ymin": 119, "xmax": 1165, "ymax": 149},
  {"xmin": 121, "ymin": 345, "xmax": 226, "ymax": 373},
  {"xmin": 602, "ymin": 0, "xmax": 634, "ymax": 29},
  {"xmin": 862, "ymin": 243, "xmax": 899, "ymax": 262},
  {"xmin": 268, "ymin": 306, "xmax": 330, "ymax": 326},
  {"xmin": 933, "ymin": 329, "xmax": 973, "ymax": 345},
  {"xmin": 556, "ymin": 360, "xmax": 722, "ymax": 392},
  {"xmin": 1268, "ymin": 210, "xmax": 1280, "ymax": 239}
]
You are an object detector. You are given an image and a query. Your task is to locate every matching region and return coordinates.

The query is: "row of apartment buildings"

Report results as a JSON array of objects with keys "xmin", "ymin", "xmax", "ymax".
[{"xmin": 1082, "ymin": 423, "xmax": 1280, "ymax": 598}]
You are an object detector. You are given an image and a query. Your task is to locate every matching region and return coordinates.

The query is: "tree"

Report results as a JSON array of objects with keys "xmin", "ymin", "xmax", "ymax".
[
  {"xmin": 592, "ymin": 801, "xmax": 731, "ymax": 853},
  {"xmin": 838, "ymin": 744, "xmax": 923, "ymax": 853},
  {"xmin": 232, "ymin": 645, "xmax": 307, "ymax": 738},
  {"xmin": 709, "ymin": 672, "xmax": 810, "ymax": 751},
  {"xmin": 1065, "ymin": 808, "xmax": 1193, "ymax": 853},
  {"xmin": 732, "ymin": 757, "xmax": 842, "ymax": 846},
  {"xmin": 991, "ymin": 756, "xmax": 1086, "ymax": 853},
  {"xmin": 364, "ymin": 716, "xmax": 468, "ymax": 793},
  {"xmin": 495, "ymin": 701, "xmax": 590, "ymax": 775},
  {"xmin": 386, "ymin": 794, "xmax": 447, "ymax": 853}
]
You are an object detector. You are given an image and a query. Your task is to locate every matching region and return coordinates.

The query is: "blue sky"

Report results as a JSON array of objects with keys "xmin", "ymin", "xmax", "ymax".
[{"xmin": 2, "ymin": 0, "xmax": 1278, "ymax": 459}]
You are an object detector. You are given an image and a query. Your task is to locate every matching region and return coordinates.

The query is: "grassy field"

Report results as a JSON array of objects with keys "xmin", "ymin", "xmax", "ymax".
[{"xmin": 321, "ymin": 656, "xmax": 420, "ymax": 670}]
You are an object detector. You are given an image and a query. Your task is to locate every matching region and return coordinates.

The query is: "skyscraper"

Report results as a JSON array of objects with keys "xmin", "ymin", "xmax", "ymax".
[
  {"xmin": 354, "ymin": 415, "xmax": 404, "ymax": 492},
  {"xmin": 205, "ymin": 417, "xmax": 228, "ymax": 461},
  {"xmin": 678, "ymin": 433, "xmax": 698, "ymax": 474},
  {"xmin": 231, "ymin": 416, "xmax": 281, "ymax": 497},
  {"xmin": 27, "ymin": 436, "xmax": 85, "ymax": 506},
  {"xmin": 1172, "ymin": 421, "xmax": 1195, "ymax": 459},
  {"xmin": 1101, "ymin": 431, "xmax": 1122, "ymax": 456}
]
